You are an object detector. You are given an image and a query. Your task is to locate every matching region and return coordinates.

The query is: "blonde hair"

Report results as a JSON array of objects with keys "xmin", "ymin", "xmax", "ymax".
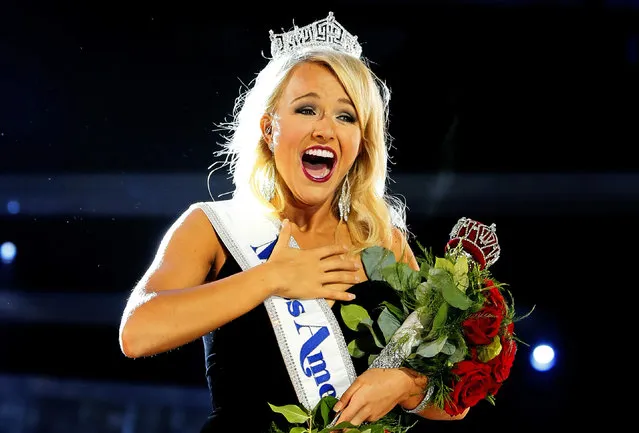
[{"xmin": 213, "ymin": 48, "xmax": 408, "ymax": 251}]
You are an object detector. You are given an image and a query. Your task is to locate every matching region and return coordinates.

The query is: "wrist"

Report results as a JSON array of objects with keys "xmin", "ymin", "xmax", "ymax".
[
  {"xmin": 397, "ymin": 367, "xmax": 429, "ymax": 408},
  {"xmin": 258, "ymin": 261, "xmax": 281, "ymax": 297}
]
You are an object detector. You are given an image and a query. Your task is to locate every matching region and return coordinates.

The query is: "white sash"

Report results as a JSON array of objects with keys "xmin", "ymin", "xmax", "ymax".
[{"xmin": 192, "ymin": 199, "xmax": 357, "ymax": 410}]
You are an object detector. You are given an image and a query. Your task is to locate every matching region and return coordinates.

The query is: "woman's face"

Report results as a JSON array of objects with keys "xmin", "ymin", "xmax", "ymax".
[{"xmin": 266, "ymin": 61, "xmax": 362, "ymax": 211}]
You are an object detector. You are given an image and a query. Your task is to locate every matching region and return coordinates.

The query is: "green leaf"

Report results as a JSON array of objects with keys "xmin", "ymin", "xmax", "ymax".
[
  {"xmin": 418, "ymin": 258, "xmax": 431, "ymax": 280},
  {"xmin": 441, "ymin": 340, "xmax": 456, "ymax": 355},
  {"xmin": 430, "ymin": 302, "xmax": 448, "ymax": 335},
  {"xmin": 367, "ymin": 353, "xmax": 378, "ymax": 366},
  {"xmin": 368, "ymin": 425, "xmax": 386, "ymax": 433},
  {"xmin": 448, "ymin": 332, "xmax": 468, "ymax": 363},
  {"xmin": 380, "ymin": 264, "xmax": 402, "ymax": 292},
  {"xmin": 381, "ymin": 301, "xmax": 405, "ymax": 322},
  {"xmin": 477, "ymin": 335, "xmax": 502, "ymax": 362},
  {"xmin": 417, "ymin": 305, "xmax": 434, "ymax": 331},
  {"xmin": 381, "ymin": 262, "xmax": 421, "ymax": 293},
  {"xmin": 327, "ymin": 421, "xmax": 359, "ymax": 431},
  {"xmin": 347, "ymin": 339, "xmax": 366, "ymax": 358},
  {"xmin": 429, "ymin": 268, "xmax": 474, "ymax": 310},
  {"xmin": 361, "ymin": 246, "xmax": 396, "ymax": 281},
  {"xmin": 359, "ymin": 317, "xmax": 385, "ymax": 348},
  {"xmin": 415, "ymin": 334, "xmax": 448, "ymax": 358},
  {"xmin": 289, "ymin": 428, "xmax": 306, "ymax": 433},
  {"xmin": 414, "ymin": 281, "xmax": 431, "ymax": 307},
  {"xmin": 377, "ymin": 306, "xmax": 401, "ymax": 344},
  {"xmin": 319, "ymin": 396, "xmax": 338, "ymax": 426},
  {"xmin": 341, "ymin": 304, "xmax": 371, "ymax": 331},
  {"xmin": 453, "ymin": 255, "xmax": 469, "ymax": 292},
  {"xmin": 268, "ymin": 403, "xmax": 309, "ymax": 424},
  {"xmin": 434, "ymin": 257, "xmax": 455, "ymax": 274}
]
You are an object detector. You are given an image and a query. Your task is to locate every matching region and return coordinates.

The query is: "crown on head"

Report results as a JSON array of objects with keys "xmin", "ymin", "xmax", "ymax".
[
  {"xmin": 445, "ymin": 217, "xmax": 501, "ymax": 269},
  {"xmin": 269, "ymin": 12, "xmax": 363, "ymax": 60}
]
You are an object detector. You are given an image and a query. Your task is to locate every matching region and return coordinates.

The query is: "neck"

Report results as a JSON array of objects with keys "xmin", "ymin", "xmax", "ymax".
[{"xmin": 281, "ymin": 200, "xmax": 339, "ymax": 234}]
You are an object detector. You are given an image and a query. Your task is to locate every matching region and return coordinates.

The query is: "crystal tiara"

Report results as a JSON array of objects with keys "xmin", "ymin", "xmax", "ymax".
[{"xmin": 269, "ymin": 12, "xmax": 363, "ymax": 59}]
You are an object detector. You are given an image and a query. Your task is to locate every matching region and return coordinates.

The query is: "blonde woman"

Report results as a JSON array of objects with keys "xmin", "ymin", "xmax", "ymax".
[{"xmin": 118, "ymin": 12, "xmax": 468, "ymax": 432}]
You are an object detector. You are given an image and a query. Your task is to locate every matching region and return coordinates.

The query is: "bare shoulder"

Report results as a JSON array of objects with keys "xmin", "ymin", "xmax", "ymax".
[
  {"xmin": 160, "ymin": 204, "xmax": 219, "ymax": 257},
  {"xmin": 135, "ymin": 203, "xmax": 224, "ymax": 292}
]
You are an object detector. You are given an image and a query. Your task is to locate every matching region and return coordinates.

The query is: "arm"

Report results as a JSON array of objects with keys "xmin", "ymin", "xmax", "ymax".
[
  {"xmin": 119, "ymin": 210, "xmax": 359, "ymax": 359},
  {"xmin": 118, "ymin": 206, "xmax": 281, "ymax": 358}
]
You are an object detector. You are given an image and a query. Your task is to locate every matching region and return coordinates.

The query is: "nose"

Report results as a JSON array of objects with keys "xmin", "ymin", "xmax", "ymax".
[{"xmin": 312, "ymin": 116, "xmax": 335, "ymax": 142}]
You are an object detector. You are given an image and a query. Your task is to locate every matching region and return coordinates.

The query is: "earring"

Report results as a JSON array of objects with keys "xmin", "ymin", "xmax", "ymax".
[
  {"xmin": 261, "ymin": 159, "xmax": 275, "ymax": 202},
  {"xmin": 265, "ymin": 125, "xmax": 275, "ymax": 152},
  {"xmin": 338, "ymin": 175, "xmax": 351, "ymax": 222}
]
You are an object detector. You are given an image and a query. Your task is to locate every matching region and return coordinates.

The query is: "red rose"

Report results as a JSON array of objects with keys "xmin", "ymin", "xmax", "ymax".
[
  {"xmin": 444, "ymin": 360, "xmax": 500, "ymax": 416},
  {"xmin": 489, "ymin": 336, "xmax": 517, "ymax": 383},
  {"xmin": 462, "ymin": 285, "xmax": 506, "ymax": 345}
]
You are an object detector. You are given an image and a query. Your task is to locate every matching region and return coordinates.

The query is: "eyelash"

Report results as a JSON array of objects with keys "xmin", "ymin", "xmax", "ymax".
[{"xmin": 296, "ymin": 107, "xmax": 356, "ymax": 123}]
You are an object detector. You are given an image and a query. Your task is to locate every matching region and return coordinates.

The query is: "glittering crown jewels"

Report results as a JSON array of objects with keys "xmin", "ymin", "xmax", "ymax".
[
  {"xmin": 445, "ymin": 217, "xmax": 501, "ymax": 269},
  {"xmin": 269, "ymin": 12, "xmax": 363, "ymax": 59}
]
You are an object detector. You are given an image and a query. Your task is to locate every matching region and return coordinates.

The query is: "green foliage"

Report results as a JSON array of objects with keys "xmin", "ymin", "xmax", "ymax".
[
  {"xmin": 358, "ymin": 241, "xmax": 529, "ymax": 410},
  {"xmin": 268, "ymin": 397, "xmax": 415, "ymax": 433}
]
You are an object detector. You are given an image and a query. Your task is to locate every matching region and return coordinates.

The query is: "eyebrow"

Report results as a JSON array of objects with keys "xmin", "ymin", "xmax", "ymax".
[{"xmin": 290, "ymin": 92, "xmax": 355, "ymax": 109}]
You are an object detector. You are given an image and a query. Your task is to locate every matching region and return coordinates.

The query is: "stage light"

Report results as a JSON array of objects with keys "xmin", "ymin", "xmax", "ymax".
[
  {"xmin": 7, "ymin": 200, "xmax": 20, "ymax": 215},
  {"xmin": 530, "ymin": 343, "xmax": 556, "ymax": 372},
  {"xmin": 1, "ymin": 241, "xmax": 16, "ymax": 264}
]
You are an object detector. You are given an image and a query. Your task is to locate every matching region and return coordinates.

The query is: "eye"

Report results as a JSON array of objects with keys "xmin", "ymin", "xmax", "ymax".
[
  {"xmin": 296, "ymin": 107, "xmax": 316, "ymax": 116},
  {"xmin": 338, "ymin": 113, "xmax": 356, "ymax": 123}
]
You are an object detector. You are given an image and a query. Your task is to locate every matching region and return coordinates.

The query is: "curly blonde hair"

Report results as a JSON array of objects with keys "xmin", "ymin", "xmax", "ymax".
[{"xmin": 213, "ymin": 47, "xmax": 407, "ymax": 251}]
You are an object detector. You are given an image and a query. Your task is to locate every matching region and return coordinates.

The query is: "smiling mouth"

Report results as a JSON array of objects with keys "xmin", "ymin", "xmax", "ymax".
[{"xmin": 301, "ymin": 147, "xmax": 336, "ymax": 182}]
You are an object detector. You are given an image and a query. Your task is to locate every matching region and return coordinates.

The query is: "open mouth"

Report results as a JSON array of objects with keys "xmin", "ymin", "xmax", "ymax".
[{"xmin": 301, "ymin": 146, "xmax": 336, "ymax": 182}]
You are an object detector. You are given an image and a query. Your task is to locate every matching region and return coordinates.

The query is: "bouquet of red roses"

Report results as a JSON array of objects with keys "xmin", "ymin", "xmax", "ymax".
[{"xmin": 344, "ymin": 217, "xmax": 533, "ymax": 416}]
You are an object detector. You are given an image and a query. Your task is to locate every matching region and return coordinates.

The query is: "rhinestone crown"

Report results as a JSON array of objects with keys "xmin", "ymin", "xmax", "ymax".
[
  {"xmin": 446, "ymin": 217, "xmax": 501, "ymax": 269},
  {"xmin": 269, "ymin": 12, "xmax": 363, "ymax": 59}
]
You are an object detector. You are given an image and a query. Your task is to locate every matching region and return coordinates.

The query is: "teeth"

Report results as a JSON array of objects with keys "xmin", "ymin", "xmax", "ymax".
[{"xmin": 304, "ymin": 148, "xmax": 335, "ymax": 159}]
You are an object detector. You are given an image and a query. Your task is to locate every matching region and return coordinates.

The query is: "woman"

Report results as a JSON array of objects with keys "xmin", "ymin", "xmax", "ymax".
[{"xmin": 118, "ymin": 12, "xmax": 468, "ymax": 432}]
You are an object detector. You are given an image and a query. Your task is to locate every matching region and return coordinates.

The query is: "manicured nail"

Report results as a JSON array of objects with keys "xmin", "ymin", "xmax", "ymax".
[
  {"xmin": 348, "ymin": 293, "xmax": 356, "ymax": 300},
  {"xmin": 334, "ymin": 402, "xmax": 343, "ymax": 412}
]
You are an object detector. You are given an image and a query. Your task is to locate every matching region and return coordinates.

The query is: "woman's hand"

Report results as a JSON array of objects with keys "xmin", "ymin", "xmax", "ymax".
[
  {"xmin": 330, "ymin": 368, "xmax": 413, "ymax": 428},
  {"xmin": 267, "ymin": 219, "xmax": 361, "ymax": 301}
]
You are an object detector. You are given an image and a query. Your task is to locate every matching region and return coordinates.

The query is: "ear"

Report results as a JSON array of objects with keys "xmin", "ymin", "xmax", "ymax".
[{"xmin": 260, "ymin": 114, "xmax": 273, "ymax": 144}]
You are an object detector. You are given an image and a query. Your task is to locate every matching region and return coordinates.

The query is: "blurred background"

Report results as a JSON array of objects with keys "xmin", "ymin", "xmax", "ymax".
[{"xmin": 0, "ymin": 0, "xmax": 636, "ymax": 431}]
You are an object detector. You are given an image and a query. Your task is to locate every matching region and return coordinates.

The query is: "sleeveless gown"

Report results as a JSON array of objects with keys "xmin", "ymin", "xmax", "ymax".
[{"xmin": 198, "ymin": 254, "xmax": 402, "ymax": 433}]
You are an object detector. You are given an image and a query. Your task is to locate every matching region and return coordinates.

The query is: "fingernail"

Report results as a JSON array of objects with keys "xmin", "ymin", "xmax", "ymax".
[
  {"xmin": 282, "ymin": 219, "xmax": 288, "ymax": 226},
  {"xmin": 334, "ymin": 402, "xmax": 343, "ymax": 412},
  {"xmin": 348, "ymin": 293, "xmax": 356, "ymax": 300}
]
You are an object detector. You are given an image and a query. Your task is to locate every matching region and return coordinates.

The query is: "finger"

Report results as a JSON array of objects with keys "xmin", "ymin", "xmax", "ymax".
[
  {"xmin": 321, "ymin": 271, "xmax": 360, "ymax": 286},
  {"xmin": 319, "ymin": 255, "xmax": 361, "ymax": 272},
  {"xmin": 271, "ymin": 219, "xmax": 292, "ymax": 252},
  {"xmin": 322, "ymin": 283, "xmax": 354, "ymax": 293},
  {"xmin": 334, "ymin": 382, "xmax": 359, "ymax": 414},
  {"xmin": 322, "ymin": 289, "xmax": 356, "ymax": 302},
  {"xmin": 349, "ymin": 411, "xmax": 369, "ymax": 427}
]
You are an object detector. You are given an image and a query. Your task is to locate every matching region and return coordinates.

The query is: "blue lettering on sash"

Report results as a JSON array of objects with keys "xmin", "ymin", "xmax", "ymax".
[
  {"xmin": 251, "ymin": 237, "xmax": 277, "ymax": 261},
  {"xmin": 286, "ymin": 300, "xmax": 338, "ymax": 399},
  {"xmin": 287, "ymin": 300, "xmax": 305, "ymax": 317}
]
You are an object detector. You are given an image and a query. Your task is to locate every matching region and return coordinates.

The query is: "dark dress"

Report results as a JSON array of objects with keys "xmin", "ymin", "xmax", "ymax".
[{"xmin": 198, "ymin": 254, "xmax": 401, "ymax": 433}]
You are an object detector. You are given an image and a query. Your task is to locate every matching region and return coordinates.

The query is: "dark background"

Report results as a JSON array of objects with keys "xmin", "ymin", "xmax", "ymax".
[{"xmin": 1, "ymin": 0, "xmax": 637, "ymax": 431}]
